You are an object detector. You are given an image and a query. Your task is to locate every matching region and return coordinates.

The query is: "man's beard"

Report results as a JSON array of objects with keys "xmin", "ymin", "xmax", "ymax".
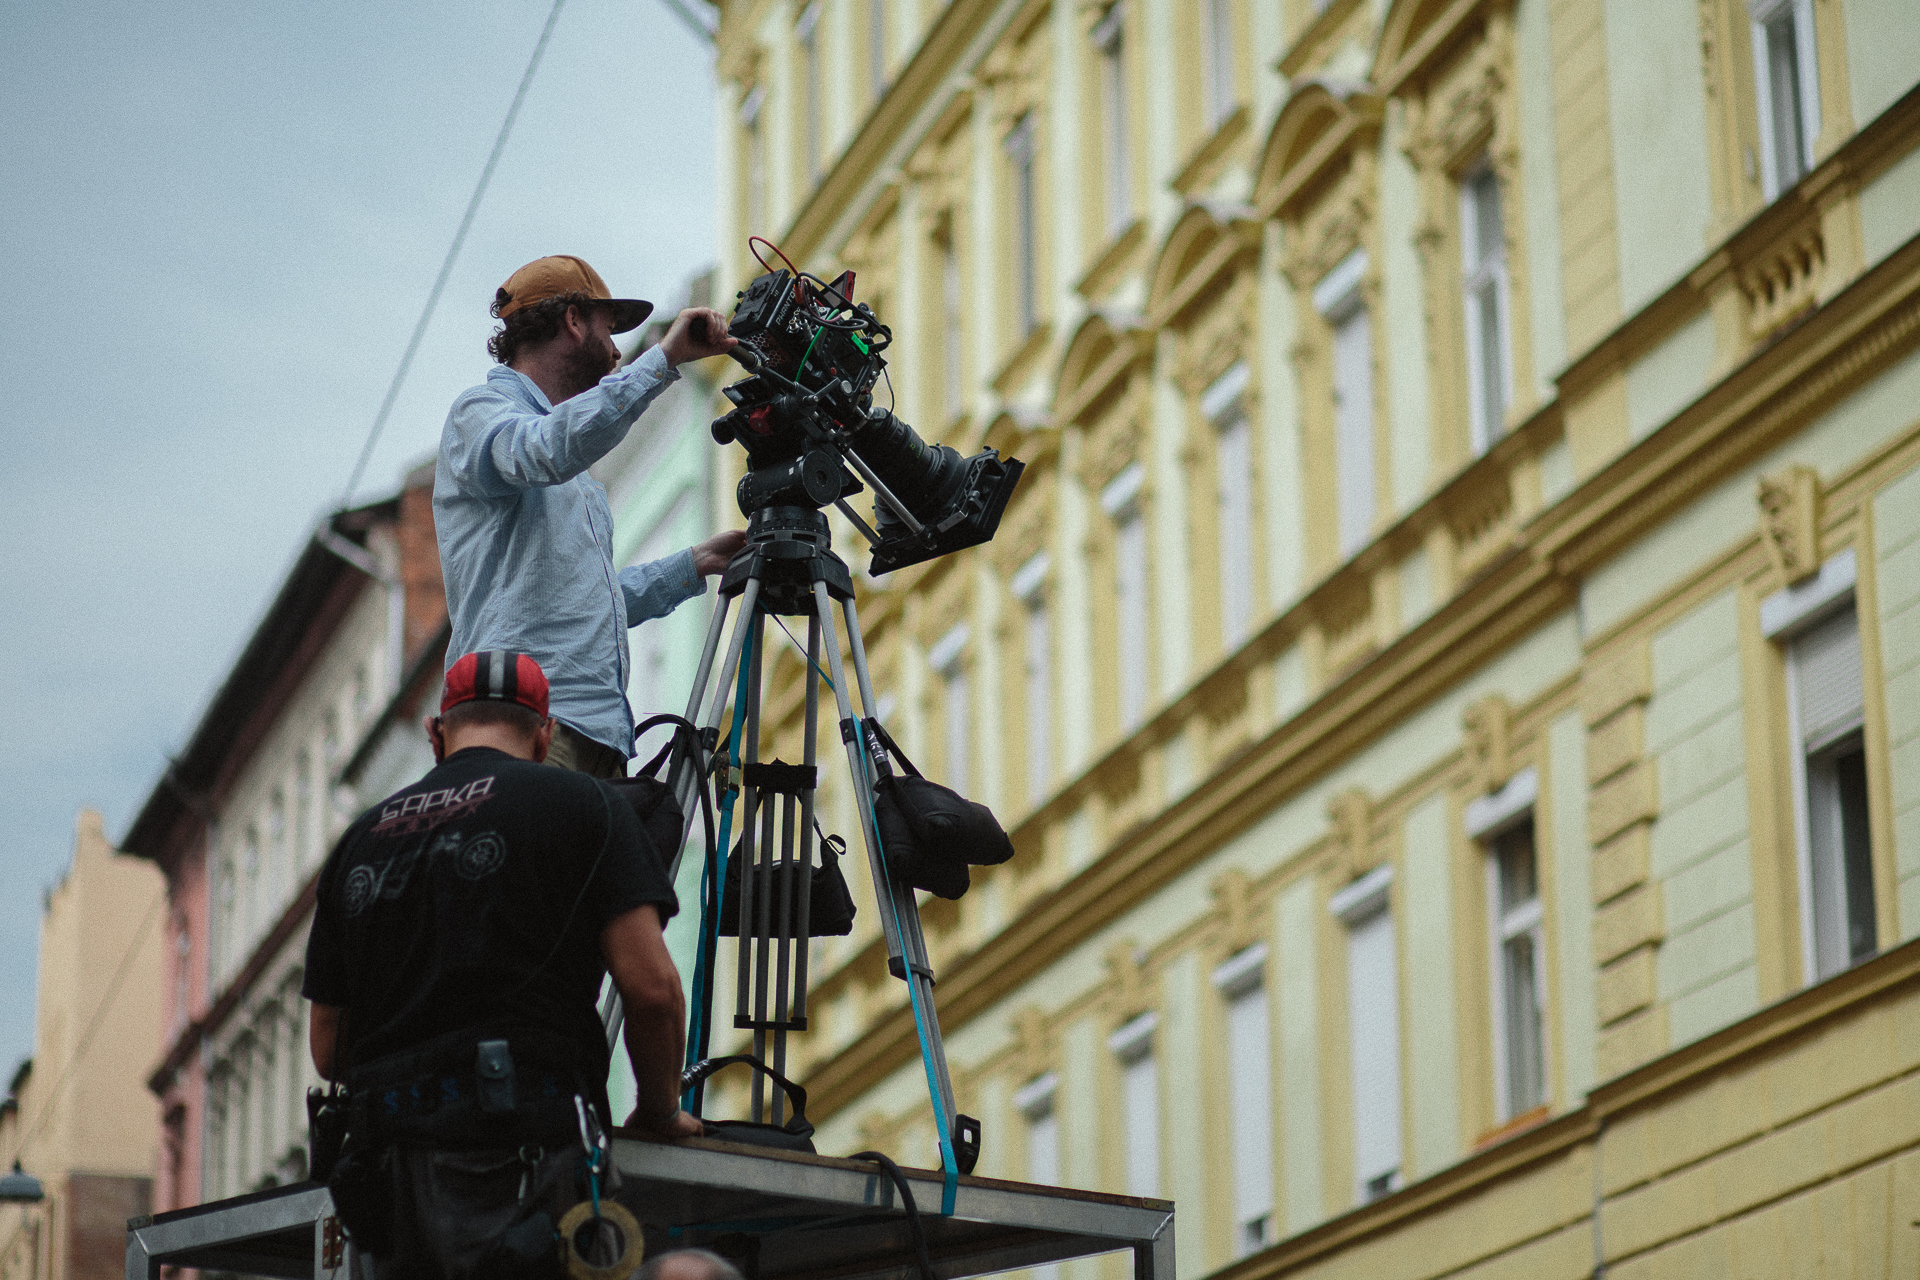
[{"xmin": 561, "ymin": 335, "xmax": 619, "ymax": 397}]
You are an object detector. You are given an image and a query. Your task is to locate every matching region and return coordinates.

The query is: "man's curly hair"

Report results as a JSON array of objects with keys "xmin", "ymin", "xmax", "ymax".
[{"xmin": 487, "ymin": 291, "xmax": 599, "ymax": 365}]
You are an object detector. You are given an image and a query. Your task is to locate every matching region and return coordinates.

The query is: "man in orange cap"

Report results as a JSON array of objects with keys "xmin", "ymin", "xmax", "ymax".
[{"xmin": 436, "ymin": 255, "xmax": 748, "ymax": 779}]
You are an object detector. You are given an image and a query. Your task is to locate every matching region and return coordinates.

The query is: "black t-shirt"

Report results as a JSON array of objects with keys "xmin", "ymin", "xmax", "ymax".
[{"xmin": 302, "ymin": 747, "xmax": 676, "ymax": 1096}]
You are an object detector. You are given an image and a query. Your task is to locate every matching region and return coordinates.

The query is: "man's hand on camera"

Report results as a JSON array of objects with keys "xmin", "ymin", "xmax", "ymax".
[
  {"xmin": 625, "ymin": 1104, "xmax": 704, "ymax": 1142},
  {"xmin": 660, "ymin": 307, "xmax": 738, "ymax": 367},
  {"xmin": 692, "ymin": 529, "xmax": 749, "ymax": 576}
]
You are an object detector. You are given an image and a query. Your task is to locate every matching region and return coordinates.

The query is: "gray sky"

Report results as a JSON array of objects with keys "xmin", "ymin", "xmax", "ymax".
[{"xmin": 0, "ymin": 0, "xmax": 718, "ymax": 1077}]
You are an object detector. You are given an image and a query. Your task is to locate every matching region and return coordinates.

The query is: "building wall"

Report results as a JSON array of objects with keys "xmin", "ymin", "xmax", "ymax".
[
  {"xmin": 140, "ymin": 471, "xmax": 447, "ymax": 1213},
  {"xmin": 0, "ymin": 810, "xmax": 165, "ymax": 1280},
  {"xmin": 696, "ymin": 1, "xmax": 1920, "ymax": 1276}
]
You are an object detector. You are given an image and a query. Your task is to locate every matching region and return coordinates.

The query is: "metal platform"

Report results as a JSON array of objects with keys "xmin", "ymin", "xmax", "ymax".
[{"xmin": 125, "ymin": 1135, "xmax": 1175, "ymax": 1280}]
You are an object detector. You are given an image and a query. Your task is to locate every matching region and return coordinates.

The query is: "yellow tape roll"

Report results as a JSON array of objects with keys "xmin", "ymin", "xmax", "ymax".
[{"xmin": 557, "ymin": 1199, "xmax": 646, "ymax": 1280}]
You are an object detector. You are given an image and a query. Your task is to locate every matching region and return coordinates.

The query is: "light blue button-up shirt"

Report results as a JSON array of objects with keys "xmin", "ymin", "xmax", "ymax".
[{"xmin": 435, "ymin": 347, "xmax": 706, "ymax": 756}]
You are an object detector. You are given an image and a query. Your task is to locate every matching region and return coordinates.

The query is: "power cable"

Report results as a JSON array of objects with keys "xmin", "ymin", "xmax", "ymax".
[
  {"xmin": 654, "ymin": 0, "xmax": 717, "ymax": 43},
  {"xmin": 339, "ymin": 0, "xmax": 570, "ymax": 507}
]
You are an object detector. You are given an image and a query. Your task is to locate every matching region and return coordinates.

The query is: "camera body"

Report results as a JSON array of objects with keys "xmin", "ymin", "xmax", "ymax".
[{"xmin": 711, "ymin": 268, "xmax": 1023, "ymax": 575}]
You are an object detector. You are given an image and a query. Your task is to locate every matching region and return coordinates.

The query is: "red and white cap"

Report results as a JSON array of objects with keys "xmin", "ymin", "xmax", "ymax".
[{"xmin": 441, "ymin": 651, "xmax": 549, "ymax": 717}]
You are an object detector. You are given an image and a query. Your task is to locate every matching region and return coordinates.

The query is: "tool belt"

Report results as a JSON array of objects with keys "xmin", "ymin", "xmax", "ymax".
[{"xmin": 345, "ymin": 1026, "xmax": 594, "ymax": 1151}]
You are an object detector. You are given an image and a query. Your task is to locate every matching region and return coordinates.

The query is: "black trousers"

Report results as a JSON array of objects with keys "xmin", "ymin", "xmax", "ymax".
[{"xmin": 354, "ymin": 1142, "xmax": 580, "ymax": 1280}]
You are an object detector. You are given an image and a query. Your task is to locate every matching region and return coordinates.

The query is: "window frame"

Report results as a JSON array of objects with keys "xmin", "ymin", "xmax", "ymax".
[
  {"xmin": 1091, "ymin": 3, "xmax": 1133, "ymax": 237},
  {"xmin": 1315, "ymin": 250, "xmax": 1377, "ymax": 560},
  {"xmin": 1212, "ymin": 942, "xmax": 1274, "ymax": 1254},
  {"xmin": 1459, "ymin": 164, "xmax": 1514, "ymax": 456},
  {"xmin": 1012, "ymin": 550, "xmax": 1054, "ymax": 805},
  {"xmin": 1465, "ymin": 769, "xmax": 1550, "ymax": 1122},
  {"xmin": 1003, "ymin": 112, "xmax": 1040, "ymax": 338},
  {"xmin": 796, "ymin": 2, "xmax": 823, "ymax": 183},
  {"xmin": 1761, "ymin": 550, "xmax": 1878, "ymax": 986},
  {"xmin": 1748, "ymin": 0, "xmax": 1820, "ymax": 200},
  {"xmin": 1329, "ymin": 864, "xmax": 1401, "ymax": 1203},
  {"xmin": 1204, "ymin": 362, "xmax": 1256, "ymax": 649},
  {"xmin": 1102, "ymin": 463, "xmax": 1151, "ymax": 732},
  {"xmin": 929, "ymin": 621, "xmax": 972, "ymax": 794},
  {"xmin": 1204, "ymin": 0, "xmax": 1236, "ymax": 130},
  {"xmin": 1107, "ymin": 1011, "xmax": 1161, "ymax": 1200}
]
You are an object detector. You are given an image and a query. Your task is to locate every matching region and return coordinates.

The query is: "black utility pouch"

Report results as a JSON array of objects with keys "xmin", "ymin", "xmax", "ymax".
[
  {"xmin": 306, "ymin": 1085, "xmax": 349, "ymax": 1184},
  {"xmin": 328, "ymin": 1143, "xmax": 395, "ymax": 1255},
  {"xmin": 475, "ymin": 1040, "xmax": 517, "ymax": 1115}
]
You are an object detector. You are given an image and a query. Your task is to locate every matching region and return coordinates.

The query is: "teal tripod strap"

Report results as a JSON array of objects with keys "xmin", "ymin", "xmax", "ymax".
[
  {"xmin": 853, "ymin": 717, "xmax": 961, "ymax": 1215},
  {"xmin": 683, "ymin": 619, "xmax": 759, "ymax": 1108}
]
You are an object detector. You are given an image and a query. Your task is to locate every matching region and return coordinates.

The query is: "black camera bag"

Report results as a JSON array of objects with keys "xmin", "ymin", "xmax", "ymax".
[
  {"xmin": 719, "ymin": 827, "xmax": 857, "ymax": 937},
  {"xmin": 681, "ymin": 1055, "xmax": 816, "ymax": 1152},
  {"xmin": 608, "ymin": 714, "xmax": 701, "ymax": 862},
  {"xmin": 868, "ymin": 721, "xmax": 1014, "ymax": 900}
]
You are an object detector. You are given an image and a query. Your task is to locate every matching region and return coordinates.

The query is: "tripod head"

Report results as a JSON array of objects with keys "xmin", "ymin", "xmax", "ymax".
[{"xmin": 710, "ymin": 242, "xmax": 1025, "ymax": 575}]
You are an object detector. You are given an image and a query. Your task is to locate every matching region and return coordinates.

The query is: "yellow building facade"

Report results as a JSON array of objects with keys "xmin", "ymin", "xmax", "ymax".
[
  {"xmin": 705, "ymin": 0, "xmax": 1920, "ymax": 1275},
  {"xmin": 0, "ymin": 811, "xmax": 166, "ymax": 1280}
]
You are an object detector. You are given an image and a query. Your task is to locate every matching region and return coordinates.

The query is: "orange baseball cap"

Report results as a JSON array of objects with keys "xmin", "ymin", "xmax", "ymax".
[{"xmin": 491, "ymin": 255, "xmax": 653, "ymax": 333}]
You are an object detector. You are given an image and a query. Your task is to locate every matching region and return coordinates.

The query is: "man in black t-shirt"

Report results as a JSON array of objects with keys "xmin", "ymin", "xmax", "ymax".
[{"xmin": 304, "ymin": 650, "xmax": 701, "ymax": 1279}]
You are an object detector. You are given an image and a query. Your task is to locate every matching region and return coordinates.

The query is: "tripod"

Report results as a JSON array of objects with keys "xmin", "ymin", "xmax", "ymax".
[{"xmin": 607, "ymin": 501, "xmax": 978, "ymax": 1193}]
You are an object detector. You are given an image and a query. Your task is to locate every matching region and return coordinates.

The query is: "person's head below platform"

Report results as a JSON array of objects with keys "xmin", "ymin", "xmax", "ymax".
[
  {"xmin": 488, "ymin": 254, "xmax": 654, "ymax": 404},
  {"xmin": 637, "ymin": 1249, "xmax": 746, "ymax": 1280},
  {"xmin": 425, "ymin": 650, "xmax": 556, "ymax": 764}
]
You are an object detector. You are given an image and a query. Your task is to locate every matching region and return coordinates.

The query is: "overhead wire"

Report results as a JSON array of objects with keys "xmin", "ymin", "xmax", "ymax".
[{"xmin": 339, "ymin": 0, "xmax": 570, "ymax": 507}]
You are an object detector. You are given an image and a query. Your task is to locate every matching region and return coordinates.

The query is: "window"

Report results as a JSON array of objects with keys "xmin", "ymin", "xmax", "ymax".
[
  {"xmin": 1108, "ymin": 1012, "xmax": 1160, "ymax": 1198},
  {"xmin": 741, "ymin": 85, "xmax": 768, "ymax": 234},
  {"xmin": 1763, "ymin": 552, "xmax": 1877, "ymax": 984},
  {"xmin": 1331, "ymin": 865, "xmax": 1400, "ymax": 1203},
  {"xmin": 1213, "ymin": 944, "xmax": 1273, "ymax": 1255},
  {"xmin": 1015, "ymin": 1073, "xmax": 1061, "ymax": 1280},
  {"xmin": 1205, "ymin": 0, "xmax": 1235, "ymax": 128},
  {"xmin": 1004, "ymin": 113, "xmax": 1039, "ymax": 337},
  {"xmin": 1092, "ymin": 5, "xmax": 1132, "ymax": 235},
  {"xmin": 1490, "ymin": 822, "xmax": 1547, "ymax": 1116},
  {"xmin": 930, "ymin": 622, "xmax": 971, "ymax": 795},
  {"xmin": 1090, "ymin": 2, "xmax": 1128, "ymax": 235},
  {"xmin": 1012, "ymin": 551, "xmax": 1053, "ymax": 804},
  {"xmin": 1103, "ymin": 464, "xmax": 1149, "ymax": 731},
  {"xmin": 1460, "ymin": 167, "xmax": 1512, "ymax": 454},
  {"xmin": 1466, "ymin": 768, "xmax": 1547, "ymax": 1121},
  {"xmin": 798, "ymin": 3, "xmax": 823, "ymax": 181},
  {"xmin": 868, "ymin": 0, "xmax": 888, "ymax": 100},
  {"xmin": 1204, "ymin": 363, "xmax": 1254, "ymax": 647},
  {"xmin": 1790, "ymin": 606, "xmax": 1874, "ymax": 980},
  {"xmin": 939, "ymin": 219, "xmax": 964, "ymax": 421},
  {"xmin": 1315, "ymin": 251, "xmax": 1376, "ymax": 558},
  {"xmin": 1751, "ymin": 0, "xmax": 1819, "ymax": 199}
]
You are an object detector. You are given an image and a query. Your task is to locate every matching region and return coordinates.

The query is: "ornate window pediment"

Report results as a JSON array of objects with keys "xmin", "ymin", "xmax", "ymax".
[
  {"xmin": 1373, "ymin": 0, "xmax": 1511, "ymax": 95},
  {"xmin": 1254, "ymin": 77, "xmax": 1384, "ymax": 221},
  {"xmin": 1054, "ymin": 309, "xmax": 1149, "ymax": 427},
  {"xmin": 1144, "ymin": 200, "xmax": 1260, "ymax": 330}
]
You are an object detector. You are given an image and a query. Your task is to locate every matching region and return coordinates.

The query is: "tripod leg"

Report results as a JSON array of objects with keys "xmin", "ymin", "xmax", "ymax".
[
  {"xmin": 790, "ymin": 613, "xmax": 821, "ymax": 1027},
  {"xmin": 603, "ymin": 589, "xmax": 743, "ymax": 1056},
  {"xmin": 810, "ymin": 583, "xmax": 903, "ymax": 965},
  {"xmin": 661, "ymin": 589, "xmax": 736, "ymax": 882},
  {"xmin": 839, "ymin": 595, "xmax": 963, "ymax": 1141},
  {"xmin": 811, "ymin": 584, "xmax": 964, "ymax": 1146}
]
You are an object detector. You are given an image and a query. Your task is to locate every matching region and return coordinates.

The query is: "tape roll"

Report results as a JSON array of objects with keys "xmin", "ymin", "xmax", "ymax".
[{"xmin": 557, "ymin": 1199, "xmax": 645, "ymax": 1280}]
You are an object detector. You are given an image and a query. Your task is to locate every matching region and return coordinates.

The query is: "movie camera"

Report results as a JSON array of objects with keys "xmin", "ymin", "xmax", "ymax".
[{"xmin": 709, "ymin": 246, "xmax": 1023, "ymax": 574}]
